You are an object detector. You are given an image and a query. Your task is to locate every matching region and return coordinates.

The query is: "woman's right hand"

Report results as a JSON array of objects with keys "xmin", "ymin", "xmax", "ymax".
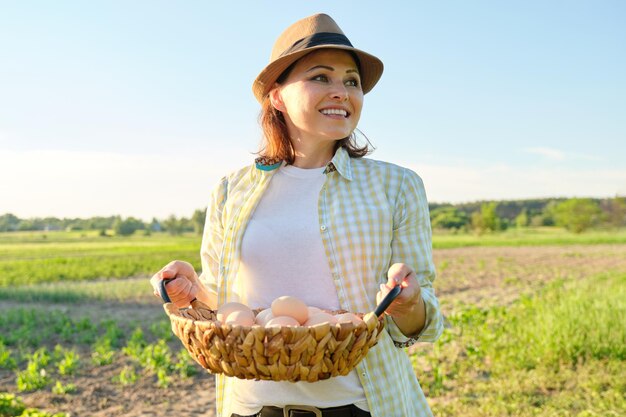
[{"xmin": 150, "ymin": 260, "xmax": 199, "ymax": 308}]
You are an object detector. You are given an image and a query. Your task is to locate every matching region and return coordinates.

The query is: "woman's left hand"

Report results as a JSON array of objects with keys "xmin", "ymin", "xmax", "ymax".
[{"xmin": 376, "ymin": 263, "xmax": 426, "ymax": 337}]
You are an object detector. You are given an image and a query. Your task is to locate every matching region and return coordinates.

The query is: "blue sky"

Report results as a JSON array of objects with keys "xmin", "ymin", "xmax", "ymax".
[{"xmin": 1, "ymin": 1, "xmax": 625, "ymax": 220}]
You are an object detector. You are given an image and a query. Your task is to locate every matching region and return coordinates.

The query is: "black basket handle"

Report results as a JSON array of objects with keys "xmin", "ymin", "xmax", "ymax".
[
  {"xmin": 159, "ymin": 279, "xmax": 172, "ymax": 303},
  {"xmin": 374, "ymin": 285, "xmax": 402, "ymax": 317}
]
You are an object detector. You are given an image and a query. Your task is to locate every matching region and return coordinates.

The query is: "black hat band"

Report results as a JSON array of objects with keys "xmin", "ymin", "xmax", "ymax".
[{"xmin": 279, "ymin": 32, "xmax": 353, "ymax": 58}]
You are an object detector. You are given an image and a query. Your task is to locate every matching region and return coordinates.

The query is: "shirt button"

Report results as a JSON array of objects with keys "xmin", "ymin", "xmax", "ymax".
[{"xmin": 320, "ymin": 225, "xmax": 327, "ymax": 231}]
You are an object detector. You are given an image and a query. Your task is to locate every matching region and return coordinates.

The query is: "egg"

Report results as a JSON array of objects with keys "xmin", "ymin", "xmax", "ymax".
[
  {"xmin": 307, "ymin": 306, "xmax": 322, "ymax": 316},
  {"xmin": 217, "ymin": 302, "xmax": 251, "ymax": 323},
  {"xmin": 271, "ymin": 296, "xmax": 309, "ymax": 325},
  {"xmin": 304, "ymin": 312, "xmax": 338, "ymax": 327},
  {"xmin": 255, "ymin": 308, "xmax": 275, "ymax": 326},
  {"xmin": 335, "ymin": 312, "xmax": 363, "ymax": 326},
  {"xmin": 225, "ymin": 309, "xmax": 255, "ymax": 326},
  {"xmin": 265, "ymin": 316, "xmax": 300, "ymax": 328}
]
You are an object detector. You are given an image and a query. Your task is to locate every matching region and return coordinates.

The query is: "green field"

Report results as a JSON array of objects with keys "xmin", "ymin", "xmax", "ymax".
[
  {"xmin": 0, "ymin": 229, "xmax": 625, "ymax": 416},
  {"xmin": 421, "ymin": 272, "xmax": 626, "ymax": 416},
  {"xmin": 2, "ymin": 228, "xmax": 626, "ymax": 287},
  {"xmin": 0, "ymin": 231, "xmax": 201, "ymax": 287},
  {"xmin": 432, "ymin": 226, "xmax": 626, "ymax": 248}
]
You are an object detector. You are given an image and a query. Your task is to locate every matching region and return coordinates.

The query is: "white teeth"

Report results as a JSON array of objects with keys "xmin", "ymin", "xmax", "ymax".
[{"xmin": 320, "ymin": 108, "xmax": 348, "ymax": 117}]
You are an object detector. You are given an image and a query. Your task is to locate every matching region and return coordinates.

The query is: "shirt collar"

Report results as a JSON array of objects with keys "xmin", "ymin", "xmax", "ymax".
[
  {"xmin": 324, "ymin": 146, "xmax": 353, "ymax": 180},
  {"xmin": 254, "ymin": 146, "xmax": 353, "ymax": 181}
]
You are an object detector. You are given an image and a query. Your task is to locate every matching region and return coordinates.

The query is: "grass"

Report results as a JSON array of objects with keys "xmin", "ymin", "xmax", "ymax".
[
  {"xmin": 432, "ymin": 227, "xmax": 626, "ymax": 248},
  {"xmin": 0, "ymin": 277, "xmax": 153, "ymax": 303},
  {"xmin": 0, "ymin": 231, "xmax": 201, "ymax": 286},
  {"xmin": 1, "ymin": 228, "xmax": 625, "ymax": 288},
  {"xmin": 414, "ymin": 271, "xmax": 626, "ymax": 416}
]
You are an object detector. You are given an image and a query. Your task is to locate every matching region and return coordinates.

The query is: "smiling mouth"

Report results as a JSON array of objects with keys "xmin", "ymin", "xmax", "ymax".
[{"xmin": 320, "ymin": 108, "xmax": 349, "ymax": 118}]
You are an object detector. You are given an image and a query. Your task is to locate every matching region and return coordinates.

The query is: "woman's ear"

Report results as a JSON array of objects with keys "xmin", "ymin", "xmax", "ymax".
[{"xmin": 269, "ymin": 85, "xmax": 286, "ymax": 112}]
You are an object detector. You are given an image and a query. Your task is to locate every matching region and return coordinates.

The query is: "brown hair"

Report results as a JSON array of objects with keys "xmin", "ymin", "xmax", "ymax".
[{"xmin": 256, "ymin": 53, "xmax": 373, "ymax": 165}]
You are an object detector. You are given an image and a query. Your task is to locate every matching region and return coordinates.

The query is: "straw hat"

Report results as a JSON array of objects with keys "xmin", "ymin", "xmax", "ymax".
[{"xmin": 252, "ymin": 13, "xmax": 384, "ymax": 103}]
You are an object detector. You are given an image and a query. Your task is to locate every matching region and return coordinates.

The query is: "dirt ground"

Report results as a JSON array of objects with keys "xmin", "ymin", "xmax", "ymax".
[
  {"xmin": 0, "ymin": 300, "xmax": 217, "ymax": 417},
  {"xmin": 2, "ymin": 244, "xmax": 625, "ymax": 416}
]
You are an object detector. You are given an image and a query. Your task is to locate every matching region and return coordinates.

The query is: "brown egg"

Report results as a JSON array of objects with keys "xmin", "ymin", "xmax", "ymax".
[
  {"xmin": 304, "ymin": 312, "xmax": 338, "ymax": 327},
  {"xmin": 217, "ymin": 302, "xmax": 251, "ymax": 323},
  {"xmin": 335, "ymin": 312, "xmax": 363, "ymax": 326},
  {"xmin": 225, "ymin": 309, "xmax": 255, "ymax": 326},
  {"xmin": 265, "ymin": 316, "xmax": 300, "ymax": 328},
  {"xmin": 271, "ymin": 296, "xmax": 309, "ymax": 325},
  {"xmin": 255, "ymin": 308, "xmax": 275, "ymax": 326}
]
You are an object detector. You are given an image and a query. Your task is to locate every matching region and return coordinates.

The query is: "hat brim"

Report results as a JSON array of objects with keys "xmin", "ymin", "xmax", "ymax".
[{"xmin": 253, "ymin": 45, "xmax": 384, "ymax": 103}]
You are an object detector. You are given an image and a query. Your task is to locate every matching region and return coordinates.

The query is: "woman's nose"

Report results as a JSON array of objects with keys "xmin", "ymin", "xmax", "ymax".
[{"xmin": 330, "ymin": 83, "xmax": 349, "ymax": 101}]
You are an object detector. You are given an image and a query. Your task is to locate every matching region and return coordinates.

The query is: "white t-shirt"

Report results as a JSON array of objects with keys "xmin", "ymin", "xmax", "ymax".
[{"xmin": 231, "ymin": 164, "xmax": 368, "ymax": 415}]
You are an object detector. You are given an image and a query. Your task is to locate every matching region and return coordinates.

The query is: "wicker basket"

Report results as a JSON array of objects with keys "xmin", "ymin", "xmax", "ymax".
[{"xmin": 163, "ymin": 299, "xmax": 385, "ymax": 382}]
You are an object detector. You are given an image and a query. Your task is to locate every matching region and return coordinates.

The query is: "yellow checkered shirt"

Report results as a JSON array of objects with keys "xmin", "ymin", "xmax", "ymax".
[{"xmin": 199, "ymin": 147, "xmax": 444, "ymax": 417}]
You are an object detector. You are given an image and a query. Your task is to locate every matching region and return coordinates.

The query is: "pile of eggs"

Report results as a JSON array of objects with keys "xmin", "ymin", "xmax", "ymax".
[{"xmin": 216, "ymin": 295, "xmax": 362, "ymax": 328}]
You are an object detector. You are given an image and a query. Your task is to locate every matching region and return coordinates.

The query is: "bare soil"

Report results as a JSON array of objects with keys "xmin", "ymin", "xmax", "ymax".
[{"xmin": 2, "ymin": 244, "xmax": 625, "ymax": 416}]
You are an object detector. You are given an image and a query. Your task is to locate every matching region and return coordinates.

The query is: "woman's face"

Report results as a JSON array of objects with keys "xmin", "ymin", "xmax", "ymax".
[{"xmin": 271, "ymin": 49, "xmax": 364, "ymax": 146}]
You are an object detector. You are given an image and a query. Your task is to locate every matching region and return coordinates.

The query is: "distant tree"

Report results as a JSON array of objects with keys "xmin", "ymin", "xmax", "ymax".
[
  {"xmin": 88, "ymin": 216, "xmax": 117, "ymax": 230},
  {"xmin": 149, "ymin": 218, "xmax": 162, "ymax": 232},
  {"xmin": 178, "ymin": 216, "xmax": 194, "ymax": 233},
  {"xmin": 430, "ymin": 206, "xmax": 469, "ymax": 230},
  {"xmin": 191, "ymin": 208, "xmax": 207, "ymax": 235},
  {"xmin": 113, "ymin": 217, "xmax": 145, "ymax": 236},
  {"xmin": 17, "ymin": 220, "xmax": 36, "ymax": 231},
  {"xmin": 0, "ymin": 213, "xmax": 20, "ymax": 232},
  {"xmin": 515, "ymin": 209, "xmax": 529, "ymax": 228},
  {"xmin": 552, "ymin": 198, "xmax": 601, "ymax": 233},
  {"xmin": 162, "ymin": 215, "xmax": 184, "ymax": 235},
  {"xmin": 471, "ymin": 202, "xmax": 503, "ymax": 233},
  {"xmin": 603, "ymin": 197, "xmax": 626, "ymax": 228}
]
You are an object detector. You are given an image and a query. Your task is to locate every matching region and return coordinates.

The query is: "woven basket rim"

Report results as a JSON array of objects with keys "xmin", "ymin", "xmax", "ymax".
[{"xmin": 162, "ymin": 300, "xmax": 385, "ymax": 382}]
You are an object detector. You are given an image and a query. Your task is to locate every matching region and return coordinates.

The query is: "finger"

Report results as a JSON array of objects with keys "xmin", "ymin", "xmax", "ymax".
[
  {"xmin": 387, "ymin": 263, "xmax": 411, "ymax": 287},
  {"xmin": 376, "ymin": 284, "xmax": 390, "ymax": 306},
  {"xmin": 164, "ymin": 277, "xmax": 185, "ymax": 295},
  {"xmin": 149, "ymin": 273, "xmax": 163, "ymax": 293},
  {"xmin": 161, "ymin": 264, "xmax": 179, "ymax": 280},
  {"xmin": 166, "ymin": 263, "xmax": 198, "ymax": 285},
  {"xmin": 379, "ymin": 283, "xmax": 390, "ymax": 295}
]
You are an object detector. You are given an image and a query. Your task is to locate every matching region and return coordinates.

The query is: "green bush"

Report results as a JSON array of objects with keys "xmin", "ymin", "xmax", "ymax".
[{"xmin": 552, "ymin": 198, "xmax": 602, "ymax": 233}]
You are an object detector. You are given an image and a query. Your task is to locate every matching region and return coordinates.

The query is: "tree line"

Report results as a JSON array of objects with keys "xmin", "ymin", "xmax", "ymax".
[
  {"xmin": 0, "ymin": 209, "xmax": 207, "ymax": 236},
  {"xmin": 430, "ymin": 196, "xmax": 626, "ymax": 233},
  {"xmin": 1, "ymin": 196, "xmax": 624, "ymax": 236}
]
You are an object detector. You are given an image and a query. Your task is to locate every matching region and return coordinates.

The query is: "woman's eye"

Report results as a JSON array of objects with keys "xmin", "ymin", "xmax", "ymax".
[
  {"xmin": 345, "ymin": 78, "xmax": 360, "ymax": 87},
  {"xmin": 312, "ymin": 74, "xmax": 329, "ymax": 82}
]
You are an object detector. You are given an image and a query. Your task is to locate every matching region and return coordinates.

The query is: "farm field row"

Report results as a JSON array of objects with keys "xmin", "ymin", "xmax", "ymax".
[{"xmin": 0, "ymin": 232, "xmax": 625, "ymax": 416}]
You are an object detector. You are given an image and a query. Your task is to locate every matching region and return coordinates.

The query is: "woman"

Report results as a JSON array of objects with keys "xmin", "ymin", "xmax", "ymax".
[{"xmin": 151, "ymin": 13, "xmax": 444, "ymax": 417}]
